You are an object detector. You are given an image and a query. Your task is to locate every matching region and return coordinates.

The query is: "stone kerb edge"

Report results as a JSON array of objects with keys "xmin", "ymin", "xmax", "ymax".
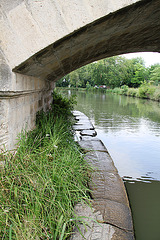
[{"xmin": 71, "ymin": 110, "xmax": 135, "ymax": 240}]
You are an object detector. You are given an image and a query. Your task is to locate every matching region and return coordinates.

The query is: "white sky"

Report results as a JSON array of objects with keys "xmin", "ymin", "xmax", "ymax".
[{"xmin": 122, "ymin": 52, "xmax": 160, "ymax": 67}]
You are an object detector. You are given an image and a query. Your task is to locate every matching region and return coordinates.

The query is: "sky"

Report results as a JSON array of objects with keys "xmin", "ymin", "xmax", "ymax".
[{"xmin": 122, "ymin": 52, "xmax": 160, "ymax": 67}]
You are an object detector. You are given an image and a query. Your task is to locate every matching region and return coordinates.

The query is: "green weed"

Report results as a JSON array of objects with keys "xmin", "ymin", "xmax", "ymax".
[{"xmin": 0, "ymin": 91, "xmax": 91, "ymax": 239}]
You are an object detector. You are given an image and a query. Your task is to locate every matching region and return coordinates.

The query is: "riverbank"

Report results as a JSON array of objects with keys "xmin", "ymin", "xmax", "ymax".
[
  {"xmin": 71, "ymin": 110, "xmax": 134, "ymax": 240},
  {"xmin": 57, "ymin": 84, "xmax": 160, "ymax": 102},
  {"xmin": 106, "ymin": 84, "xmax": 160, "ymax": 101},
  {"xmin": 0, "ymin": 91, "xmax": 91, "ymax": 239}
]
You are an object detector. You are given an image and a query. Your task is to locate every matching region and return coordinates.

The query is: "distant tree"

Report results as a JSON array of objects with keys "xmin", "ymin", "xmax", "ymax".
[
  {"xmin": 131, "ymin": 63, "xmax": 149, "ymax": 87},
  {"xmin": 148, "ymin": 63, "xmax": 160, "ymax": 73},
  {"xmin": 69, "ymin": 71, "xmax": 81, "ymax": 88},
  {"xmin": 130, "ymin": 57, "xmax": 145, "ymax": 67},
  {"xmin": 78, "ymin": 65, "xmax": 93, "ymax": 87},
  {"xmin": 56, "ymin": 55, "xmax": 150, "ymax": 89},
  {"xmin": 149, "ymin": 65, "xmax": 160, "ymax": 85},
  {"xmin": 56, "ymin": 75, "xmax": 70, "ymax": 87}
]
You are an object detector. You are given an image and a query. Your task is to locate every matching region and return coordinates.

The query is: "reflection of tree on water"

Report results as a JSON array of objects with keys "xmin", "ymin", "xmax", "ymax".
[{"xmin": 74, "ymin": 91, "xmax": 160, "ymax": 134}]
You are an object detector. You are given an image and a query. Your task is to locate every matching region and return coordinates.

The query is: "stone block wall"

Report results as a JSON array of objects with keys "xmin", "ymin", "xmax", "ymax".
[
  {"xmin": 0, "ymin": 39, "xmax": 54, "ymax": 150},
  {"xmin": 0, "ymin": 99, "xmax": 9, "ymax": 148},
  {"xmin": 0, "ymin": 73, "xmax": 54, "ymax": 150}
]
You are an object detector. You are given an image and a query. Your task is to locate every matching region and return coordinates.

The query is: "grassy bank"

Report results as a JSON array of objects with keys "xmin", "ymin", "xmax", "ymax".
[
  {"xmin": 56, "ymin": 87, "xmax": 106, "ymax": 93},
  {"xmin": 57, "ymin": 84, "xmax": 160, "ymax": 101},
  {"xmin": 106, "ymin": 84, "xmax": 160, "ymax": 101},
  {"xmin": 0, "ymin": 91, "xmax": 91, "ymax": 239}
]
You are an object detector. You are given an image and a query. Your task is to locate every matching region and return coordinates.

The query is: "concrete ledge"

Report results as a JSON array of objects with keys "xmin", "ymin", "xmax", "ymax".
[
  {"xmin": 70, "ymin": 203, "xmax": 134, "ymax": 240},
  {"xmin": 0, "ymin": 89, "xmax": 46, "ymax": 99},
  {"xmin": 80, "ymin": 136, "xmax": 99, "ymax": 141},
  {"xmin": 80, "ymin": 130, "xmax": 97, "ymax": 137},
  {"xmin": 89, "ymin": 171, "xmax": 129, "ymax": 205},
  {"xmin": 71, "ymin": 110, "xmax": 134, "ymax": 240},
  {"xmin": 93, "ymin": 199, "xmax": 133, "ymax": 232},
  {"xmin": 79, "ymin": 139, "xmax": 108, "ymax": 152},
  {"xmin": 84, "ymin": 151, "xmax": 117, "ymax": 173},
  {"xmin": 73, "ymin": 124, "xmax": 94, "ymax": 131}
]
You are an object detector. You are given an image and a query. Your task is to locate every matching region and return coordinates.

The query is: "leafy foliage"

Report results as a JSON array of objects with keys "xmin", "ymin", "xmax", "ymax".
[
  {"xmin": 120, "ymin": 85, "xmax": 129, "ymax": 95},
  {"xmin": 138, "ymin": 82, "xmax": 156, "ymax": 99},
  {"xmin": 149, "ymin": 64, "xmax": 160, "ymax": 85}
]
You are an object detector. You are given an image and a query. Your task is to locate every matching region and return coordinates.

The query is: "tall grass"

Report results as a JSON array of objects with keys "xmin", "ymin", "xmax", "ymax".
[
  {"xmin": 107, "ymin": 84, "xmax": 160, "ymax": 101},
  {"xmin": 0, "ymin": 91, "xmax": 91, "ymax": 239}
]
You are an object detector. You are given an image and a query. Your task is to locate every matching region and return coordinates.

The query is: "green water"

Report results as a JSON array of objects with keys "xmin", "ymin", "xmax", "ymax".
[{"xmin": 68, "ymin": 90, "xmax": 160, "ymax": 240}]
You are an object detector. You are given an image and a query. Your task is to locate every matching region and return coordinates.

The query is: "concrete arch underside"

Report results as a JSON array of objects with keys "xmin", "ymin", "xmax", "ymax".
[
  {"xmin": 13, "ymin": 0, "xmax": 160, "ymax": 81},
  {"xmin": 0, "ymin": 0, "xmax": 160, "ymax": 149}
]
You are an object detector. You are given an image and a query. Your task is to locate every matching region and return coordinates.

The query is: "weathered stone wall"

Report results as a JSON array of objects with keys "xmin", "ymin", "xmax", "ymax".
[
  {"xmin": 0, "ymin": 77, "xmax": 53, "ymax": 149},
  {"xmin": 0, "ymin": 51, "xmax": 54, "ymax": 149},
  {"xmin": 0, "ymin": 30, "xmax": 54, "ymax": 149}
]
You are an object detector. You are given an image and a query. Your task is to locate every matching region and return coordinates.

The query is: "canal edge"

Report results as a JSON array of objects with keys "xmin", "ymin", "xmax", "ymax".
[{"xmin": 70, "ymin": 110, "xmax": 135, "ymax": 240}]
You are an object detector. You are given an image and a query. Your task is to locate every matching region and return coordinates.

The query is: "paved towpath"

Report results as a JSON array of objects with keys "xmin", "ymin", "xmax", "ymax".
[{"xmin": 70, "ymin": 111, "xmax": 135, "ymax": 240}]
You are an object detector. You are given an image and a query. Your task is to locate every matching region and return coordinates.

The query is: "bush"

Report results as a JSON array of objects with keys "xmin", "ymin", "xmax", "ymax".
[
  {"xmin": 86, "ymin": 81, "xmax": 92, "ymax": 90},
  {"xmin": 127, "ymin": 88, "xmax": 138, "ymax": 97},
  {"xmin": 112, "ymin": 87, "xmax": 122, "ymax": 94},
  {"xmin": 152, "ymin": 87, "xmax": 160, "ymax": 101},
  {"xmin": 138, "ymin": 83, "xmax": 156, "ymax": 99},
  {"xmin": 120, "ymin": 85, "xmax": 129, "ymax": 95}
]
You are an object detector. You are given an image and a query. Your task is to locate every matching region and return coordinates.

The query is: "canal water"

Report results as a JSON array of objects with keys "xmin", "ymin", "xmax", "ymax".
[{"xmin": 66, "ymin": 90, "xmax": 160, "ymax": 240}]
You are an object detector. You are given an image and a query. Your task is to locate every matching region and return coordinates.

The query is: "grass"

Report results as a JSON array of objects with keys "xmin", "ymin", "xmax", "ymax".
[
  {"xmin": 106, "ymin": 84, "xmax": 160, "ymax": 101},
  {"xmin": 0, "ymin": 91, "xmax": 92, "ymax": 239}
]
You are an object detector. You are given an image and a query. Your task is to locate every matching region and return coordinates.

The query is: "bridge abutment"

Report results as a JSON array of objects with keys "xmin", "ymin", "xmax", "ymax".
[{"xmin": 0, "ymin": 71, "xmax": 54, "ymax": 149}]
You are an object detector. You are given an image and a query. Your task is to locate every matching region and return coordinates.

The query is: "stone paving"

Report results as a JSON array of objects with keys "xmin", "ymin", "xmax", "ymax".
[{"xmin": 70, "ymin": 111, "xmax": 135, "ymax": 240}]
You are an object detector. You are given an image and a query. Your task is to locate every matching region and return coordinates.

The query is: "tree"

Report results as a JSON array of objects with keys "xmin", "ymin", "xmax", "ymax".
[
  {"xmin": 56, "ymin": 55, "xmax": 150, "ymax": 89},
  {"xmin": 78, "ymin": 65, "xmax": 93, "ymax": 87},
  {"xmin": 69, "ymin": 71, "xmax": 81, "ymax": 88},
  {"xmin": 56, "ymin": 75, "xmax": 70, "ymax": 87},
  {"xmin": 131, "ymin": 63, "xmax": 149, "ymax": 87},
  {"xmin": 149, "ymin": 65, "xmax": 160, "ymax": 85}
]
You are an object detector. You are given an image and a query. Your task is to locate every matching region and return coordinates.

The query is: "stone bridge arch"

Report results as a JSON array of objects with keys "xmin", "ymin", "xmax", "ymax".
[{"xmin": 0, "ymin": 0, "xmax": 160, "ymax": 149}]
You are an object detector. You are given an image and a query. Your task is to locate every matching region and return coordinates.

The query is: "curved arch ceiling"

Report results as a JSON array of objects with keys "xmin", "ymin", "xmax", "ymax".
[{"xmin": 13, "ymin": 0, "xmax": 160, "ymax": 82}]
